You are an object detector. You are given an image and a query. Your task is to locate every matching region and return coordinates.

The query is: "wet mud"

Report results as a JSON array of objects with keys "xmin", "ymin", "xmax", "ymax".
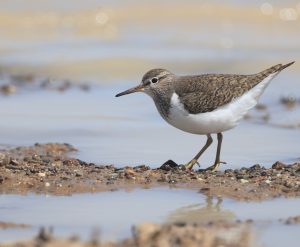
[
  {"xmin": 0, "ymin": 72, "xmax": 90, "ymax": 96},
  {"xmin": 0, "ymin": 222, "xmax": 30, "ymax": 229},
  {"xmin": 0, "ymin": 143, "xmax": 299, "ymax": 200}
]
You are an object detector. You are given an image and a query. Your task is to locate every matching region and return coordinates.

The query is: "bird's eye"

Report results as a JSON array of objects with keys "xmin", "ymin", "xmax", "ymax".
[{"xmin": 151, "ymin": 77, "xmax": 158, "ymax": 83}]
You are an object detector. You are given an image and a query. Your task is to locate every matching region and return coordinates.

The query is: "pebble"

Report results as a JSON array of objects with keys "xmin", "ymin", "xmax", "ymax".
[
  {"xmin": 0, "ymin": 84, "xmax": 17, "ymax": 95},
  {"xmin": 0, "ymin": 153, "xmax": 6, "ymax": 160},
  {"xmin": 224, "ymin": 169, "xmax": 233, "ymax": 174},
  {"xmin": 10, "ymin": 159, "xmax": 19, "ymax": 166},
  {"xmin": 272, "ymin": 161, "xmax": 285, "ymax": 170},
  {"xmin": 284, "ymin": 181, "xmax": 295, "ymax": 188},
  {"xmin": 285, "ymin": 215, "xmax": 300, "ymax": 225},
  {"xmin": 45, "ymin": 182, "xmax": 50, "ymax": 187},
  {"xmin": 249, "ymin": 164, "xmax": 261, "ymax": 170},
  {"xmin": 41, "ymin": 157, "xmax": 51, "ymax": 163},
  {"xmin": 260, "ymin": 171, "xmax": 268, "ymax": 176},
  {"xmin": 0, "ymin": 153, "xmax": 10, "ymax": 166},
  {"xmin": 51, "ymin": 161, "xmax": 62, "ymax": 167},
  {"xmin": 74, "ymin": 170, "xmax": 83, "ymax": 177},
  {"xmin": 240, "ymin": 179, "xmax": 249, "ymax": 184},
  {"xmin": 38, "ymin": 172, "xmax": 46, "ymax": 177}
]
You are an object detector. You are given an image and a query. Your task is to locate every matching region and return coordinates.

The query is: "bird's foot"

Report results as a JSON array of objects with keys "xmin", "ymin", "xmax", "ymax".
[
  {"xmin": 205, "ymin": 161, "xmax": 227, "ymax": 172},
  {"xmin": 184, "ymin": 159, "xmax": 199, "ymax": 170}
]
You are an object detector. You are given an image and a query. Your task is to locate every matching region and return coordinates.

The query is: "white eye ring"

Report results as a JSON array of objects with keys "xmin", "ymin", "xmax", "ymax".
[{"xmin": 151, "ymin": 77, "xmax": 158, "ymax": 83}]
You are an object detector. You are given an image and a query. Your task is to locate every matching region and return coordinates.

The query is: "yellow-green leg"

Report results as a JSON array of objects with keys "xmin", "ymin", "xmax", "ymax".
[
  {"xmin": 185, "ymin": 134, "xmax": 213, "ymax": 170},
  {"xmin": 206, "ymin": 133, "xmax": 226, "ymax": 171}
]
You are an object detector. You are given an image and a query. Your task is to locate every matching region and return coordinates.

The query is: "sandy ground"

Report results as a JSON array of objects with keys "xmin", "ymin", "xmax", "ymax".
[
  {"xmin": 2, "ymin": 221, "xmax": 253, "ymax": 247},
  {"xmin": 0, "ymin": 143, "xmax": 299, "ymax": 200}
]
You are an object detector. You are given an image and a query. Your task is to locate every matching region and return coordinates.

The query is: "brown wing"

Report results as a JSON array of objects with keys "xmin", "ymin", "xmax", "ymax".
[{"xmin": 174, "ymin": 63, "xmax": 293, "ymax": 114}]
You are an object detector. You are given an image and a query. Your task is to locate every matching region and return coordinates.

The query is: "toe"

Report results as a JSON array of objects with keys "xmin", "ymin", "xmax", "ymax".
[{"xmin": 185, "ymin": 159, "xmax": 197, "ymax": 170}]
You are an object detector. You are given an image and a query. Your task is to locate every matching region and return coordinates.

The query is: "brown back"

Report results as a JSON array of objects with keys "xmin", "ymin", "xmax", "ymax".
[{"xmin": 174, "ymin": 62, "xmax": 294, "ymax": 114}]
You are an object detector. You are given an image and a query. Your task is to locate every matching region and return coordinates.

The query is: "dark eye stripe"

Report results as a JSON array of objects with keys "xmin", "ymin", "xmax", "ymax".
[{"xmin": 157, "ymin": 74, "xmax": 168, "ymax": 80}]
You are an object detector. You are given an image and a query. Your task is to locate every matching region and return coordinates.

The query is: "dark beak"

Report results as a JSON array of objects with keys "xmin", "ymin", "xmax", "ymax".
[{"xmin": 115, "ymin": 84, "xmax": 144, "ymax": 97}]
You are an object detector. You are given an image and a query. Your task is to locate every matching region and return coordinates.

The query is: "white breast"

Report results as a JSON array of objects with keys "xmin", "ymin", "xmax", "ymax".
[{"xmin": 166, "ymin": 73, "xmax": 278, "ymax": 135}]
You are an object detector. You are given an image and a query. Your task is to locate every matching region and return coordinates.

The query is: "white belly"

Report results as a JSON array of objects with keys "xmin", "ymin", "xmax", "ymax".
[{"xmin": 166, "ymin": 73, "xmax": 277, "ymax": 135}]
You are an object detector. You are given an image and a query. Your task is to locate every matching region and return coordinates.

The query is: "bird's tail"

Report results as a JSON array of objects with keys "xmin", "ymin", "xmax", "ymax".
[{"xmin": 259, "ymin": 61, "xmax": 295, "ymax": 77}]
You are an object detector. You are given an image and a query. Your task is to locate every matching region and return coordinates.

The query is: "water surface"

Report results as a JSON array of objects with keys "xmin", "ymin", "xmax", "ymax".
[{"xmin": 1, "ymin": 188, "xmax": 300, "ymax": 247}]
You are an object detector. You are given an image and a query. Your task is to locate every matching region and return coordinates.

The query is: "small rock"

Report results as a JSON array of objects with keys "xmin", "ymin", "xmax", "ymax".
[
  {"xmin": 261, "ymin": 171, "xmax": 268, "ymax": 176},
  {"xmin": 0, "ymin": 84, "xmax": 17, "ymax": 95},
  {"xmin": 0, "ymin": 153, "xmax": 6, "ymax": 160},
  {"xmin": 177, "ymin": 165, "xmax": 186, "ymax": 171},
  {"xmin": 41, "ymin": 156, "xmax": 51, "ymax": 163},
  {"xmin": 272, "ymin": 161, "xmax": 285, "ymax": 170},
  {"xmin": 125, "ymin": 167, "xmax": 135, "ymax": 175},
  {"xmin": 284, "ymin": 181, "xmax": 295, "ymax": 188},
  {"xmin": 51, "ymin": 161, "xmax": 62, "ymax": 167},
  {"xmin": 199, "ymin": 187, "xmax": 210, "ymax": 193},
  {"xmin": 224, "ymin": 169, "xmax": 233, "ymax": 174},
  {"xmin": 32, "ymin": 154, "xmax": 40, "ymax": 160},
  {"xmin": 159, "ymin": 160, "xmax": 178, "ymax": 171},
  {"xmin": 0, "ymin": 153, "xmax": 10, "ymax": 166},
  {"xmin": 285, "ymin": 215, "xmax": 300, "ymax": 225},
  {"xmin": 45, "ymin": 182, "xmax": 50, "ymax": 187},
  {"xmin": 240, "ymin": 179, "xmax": 249, "ymax": 184},
  {"xmin": 38, "ymin": 172, "xmax": 46, "ymax": 177},
  {"xmin": 134, "ymin": 223, "xmax": 159, "ymax": 243},
  {"xmin": 265, "ymin": 179, "xmax": 271, "ymax": 184},
  {"xmin": 255, "ymin": 104, "xmax": 267, "ymax": 110},
  {"xmin": 249, "ymin": 164, "xmax": 261, "ymax": 170},
  {"xmin": 280, "ymin": 95, "xmax": 297, "ymax": 109},
  {"xmin": 74, "ymin": 170, "xmax": 83, "ymax": 177},
  {"xmin": 133, "ymin": 165, "xmax": 150, "ymax": 172},
  {"xmin": 10, "ymin": 159, "xmax": 19, "ymax": 166}
]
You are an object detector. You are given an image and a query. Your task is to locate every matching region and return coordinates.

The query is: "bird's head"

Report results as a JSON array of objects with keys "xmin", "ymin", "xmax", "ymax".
[{"xmin": 115, "ymin": 68, "xmax": 173, "ymax": 97}]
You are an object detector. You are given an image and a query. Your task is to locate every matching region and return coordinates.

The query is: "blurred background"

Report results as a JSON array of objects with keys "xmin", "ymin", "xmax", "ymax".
[
  {"xmin": 0, "ymin": 0, "xmax": 299, "ymax": 167},
  {"xmin": 0, "ymin": 0, "xmax": 300, "ymax": 79},
  {"xmin": 0, "ymin": 2, "xmax": 300, "ymax": 244}
]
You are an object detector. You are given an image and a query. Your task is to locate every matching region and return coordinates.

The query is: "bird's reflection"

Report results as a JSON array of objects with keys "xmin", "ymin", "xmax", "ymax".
[{"xmin": 166, "ymin": 195, "xmax": 235, "ymax": 224}]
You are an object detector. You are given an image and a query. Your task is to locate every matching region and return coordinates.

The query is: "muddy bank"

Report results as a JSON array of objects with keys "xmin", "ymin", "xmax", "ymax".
[
  {"xmin": 0, "ymin": 72, "xmax": 90, "ymax": 96},
  {"xmin": 0, "ymin": 221, "xmax": 30, "ymax": 229},
  {"xmin": 3, "ymin": 220, "xmax": 252, "ymax": 247},
  {"xmin": 0, "ymin": 143, "xmax": 299, "ymax": 200}
]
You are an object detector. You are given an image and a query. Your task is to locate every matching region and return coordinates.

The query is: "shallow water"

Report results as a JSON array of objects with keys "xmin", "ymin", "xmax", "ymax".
[{"xmin": 1, "ymin": 188, "xmax": 300, "ymax": 247}]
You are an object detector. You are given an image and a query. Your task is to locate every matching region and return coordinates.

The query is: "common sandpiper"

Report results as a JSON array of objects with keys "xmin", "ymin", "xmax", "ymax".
[{"xmin": 116, "ymin": 62, "xmax": 294, "ymax": 171}]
